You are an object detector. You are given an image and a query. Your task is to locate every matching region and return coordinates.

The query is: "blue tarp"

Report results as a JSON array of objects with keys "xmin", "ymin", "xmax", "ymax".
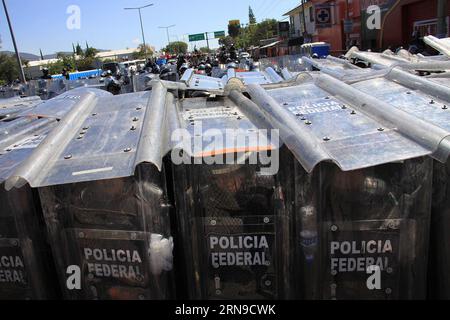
[{"xmin": 52, "ymin": 69, "xmax": 102, "ymax": 80}]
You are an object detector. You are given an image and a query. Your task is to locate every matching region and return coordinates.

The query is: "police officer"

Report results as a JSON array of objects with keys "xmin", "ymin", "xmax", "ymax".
[
  {"xmin": 196, "ymin": 64, "xmax": 206, "ymax": 75},
  {"xmin": 177, "ymin": 55, "xmax": 186, "ymax": 73},
  {"xmin": 41, "ymin": 67, "xmax": 52, "ymax": 80},
  {"xmin": 229, "ymin": 45, "xmax": 237, "ymax": 61},
  {"xmin": 105, "ymin": 70, "xmax": 122, "ymax": 95},
  {"xmin": 227, "ymin": 62, "xmax": 237, "ymax": 70},
  {"xmin": 62, "ymin": 68, "xmax": 70, "ymax": 80},
  {"xmin": 205, "ymin": 63, "xmax": 212, "ymax": 76},
  {"xmin": 179, "ymin": 63, "xmax": 189, "ymax": 77}
]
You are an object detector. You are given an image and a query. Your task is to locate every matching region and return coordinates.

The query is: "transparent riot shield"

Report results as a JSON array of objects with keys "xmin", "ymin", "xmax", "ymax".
[
  {"xmin": 38, "ymin": 163, "xmax": 175, "ymax": 300},
  {"xmin": 290, "ymin": 157, "xmax": 433, "ymax": 300},
  {"xmin": 429, "ymin": 160, "xmax": 450, "ymax": 299},
  {"xmin": 0, "ymin": 124, "xmax": 59, "ymax": 300},
  {"xmin": 171, "ymin": 95, "xmax": 293, "ymax": 300},
  {"xmin": 173, "ymin": 159, "xmax": 293, "ymax": 300},
  {"xmin": 0, "ymin": 184, "xmax": 58, "ymax": 300}
]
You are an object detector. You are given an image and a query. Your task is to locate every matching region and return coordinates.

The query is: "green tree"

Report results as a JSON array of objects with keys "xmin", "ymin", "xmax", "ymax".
[
  {"xmin": 84, "ymin": 47, "xmax": 98, "ymax": 58},
  {"xmin": 224, "ymin": 19, "xmax": 278, "ymax": 50},
  {"xmin": 0, "ymin": 53, "xmax": 26, "ymax": 83},
  {"xmin": 199, "ymin": 47, "xmax": 212, "ymax": 54},
  {"xmin": 219, "ymin": 36, "xmax": 235, "ymax": 49},
  {"xmin": 228, "ymin": 22, "xmax": 241, "ymax": 38},
  {"xmin": 76, "ymin": 43, "xmax": 83, "ymax": 56},
  {"xmin": 132, "ymin": 44, "xmax": 154, "ymax": 59},
  {"xmin": 163, "ymin": 41, "xmax": 188, "ymax": 55},
  {"xmin": 76, "ymin": 57, "xmax": 96, "ymax": 71},
  {"xmin": 48, "ymin": 53, "xmax": 76, "ymax": 74},
  {"xmin": 249, "ymin": 6, "xmax": 256, "ymax": 25}
]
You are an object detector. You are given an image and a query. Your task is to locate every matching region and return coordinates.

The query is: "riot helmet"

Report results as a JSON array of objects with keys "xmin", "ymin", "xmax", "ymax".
[{"xmin": 205, "ymin": 63, "xmax": 212, "ymax": 74}]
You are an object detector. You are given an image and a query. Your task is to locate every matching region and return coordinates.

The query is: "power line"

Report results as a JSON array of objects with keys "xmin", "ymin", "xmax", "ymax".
[
  {"xmin": 261, "ymin": 0, "xmax": 284, "ymax": 19},
  {"xmin": 255, "ymin": 0, "xmax": 270, "ymax": 17},
  {"xmin": 256, "ymin": 0, "xmax": 272, "ymax": 19}
]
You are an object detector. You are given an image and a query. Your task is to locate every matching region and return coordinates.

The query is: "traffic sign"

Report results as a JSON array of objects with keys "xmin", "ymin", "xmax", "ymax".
[
  {"xmin": 214, "ymin": 31, "xmax": 226, "ymax": 38},
  {"xmin": 189, "ymin": 33, "xmax": 205, "ymax": 42},
  {"xmin": 343, "ymin": 19, "xmax": 353, "ymax": 34},
  {"xmin": 315, "ymin": 4, "xmax": 332, "ymax": 29}
]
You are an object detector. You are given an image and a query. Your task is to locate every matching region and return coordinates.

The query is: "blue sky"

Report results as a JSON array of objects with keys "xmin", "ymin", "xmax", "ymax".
[{"xmin": 0, "ymin": 0, "xmax": 300, "ymax": 55}]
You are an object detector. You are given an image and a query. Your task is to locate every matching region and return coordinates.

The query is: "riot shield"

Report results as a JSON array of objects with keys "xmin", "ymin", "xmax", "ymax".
[
  {"xmin": 38, "ymin": 164, "xmax": 174, "ymax": 300},
  {"xmin": 0, "ymin": 129, "xmax": 57, "ymax": 300},
  {"xmin": 289, "ymin": 159, "xmax": 433, "ymax": 300},
  {"xmin": 0, "ymin": 183, "xmax": 58, "ymax": 300},
  {"xmin": 6, "ymin": 88, "xmax": 175, "ymax": 300},
  {"xmin": 244, "ymin": 76, "xmax": 438, "ymax": 300},
  {"xmin": 429, "ymin": 160, "xmax": 450, "ymax": 299},
  {"xmin": 0, "ymin": 87, "xmax": 113, "ymax": 300},
  {"xmin": 171, "ymin": 95, "xmax": 294, "ymax": 300}
]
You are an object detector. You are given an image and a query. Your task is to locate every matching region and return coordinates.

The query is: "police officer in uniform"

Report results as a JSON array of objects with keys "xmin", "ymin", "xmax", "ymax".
[{"xmin": 41, "ymin": 68, "xmax": 52, "ymax": 80}]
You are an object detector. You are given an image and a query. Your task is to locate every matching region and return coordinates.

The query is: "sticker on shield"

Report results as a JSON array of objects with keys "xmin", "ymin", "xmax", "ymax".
[
  {"xmin": 0, "ymin": 244, "xmax": 32, "ymax": 299},
  {"xmin": 183, "ymin": 107, "xmax": 244, "ymax": 121},
  {"xmin": 324, "ymin": 219, "xmax": 415, "ymax": 300},
  {"xmin": 201, "ymin": 215, "xmax": 278, "ymax": 299},
  {"xmin": 70, "ymin": 230, "xmax": 152, "ymax": 300}
]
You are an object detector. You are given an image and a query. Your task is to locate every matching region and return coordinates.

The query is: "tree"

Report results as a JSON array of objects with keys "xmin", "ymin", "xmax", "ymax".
[
  {"xmin": 76, "ymin": 57, "xmax": 96, "ymax": 71},
  {"xmin": 0, "ymin": 53, "xmax": 25, "ymax": 83},
  {"xmin": 84, "ymin": 47, "xmax": 98, "ymax": 58},
  {"xmin": 47, "ymin": 53, "xmax": 75, "ymax": 74},
  {"xmin": 163, "ymin": 41, "xmax": 188, "ymax": 55},
  {"xmin": 132, "ymin": 44, "xmax": 154, "ymax": 59},
  {"xmin": 224, "ymin": 19, "xmax": 278, "ymax": 50},
  {"xmin": 228, "ymin": 22, "xmax": 241, "ymax": 38},
  {"xmin": 199, "ymin": 47, "xmax": 212, "ymax": 54},
  {"xmin": 249, "ymin": 6, "xmax": 256, "ymax": 25},
  {"xmin": 219, "ymin": 36, "xmax": 235, "ymax": 49},
  {"xmin": 76, "ymin": 43, "xmax": 83, "ymax": 56}
]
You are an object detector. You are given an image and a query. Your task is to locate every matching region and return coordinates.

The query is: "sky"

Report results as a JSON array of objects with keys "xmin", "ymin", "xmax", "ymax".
[{"xmin": 0, "ymin": 0, "xmax": 300, "ymax": 55}]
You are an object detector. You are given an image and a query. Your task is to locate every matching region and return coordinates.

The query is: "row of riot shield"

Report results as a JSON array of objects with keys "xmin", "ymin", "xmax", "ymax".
[
  {"xmin": 168, "ymin": 82, "xmax": 436, "ymax": 300},
  {"xmin": 0, "ymin": 77, "xmax": 449, "ymax": 300}
]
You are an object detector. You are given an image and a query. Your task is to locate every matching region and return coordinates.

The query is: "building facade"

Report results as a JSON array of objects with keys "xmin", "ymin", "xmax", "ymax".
[{"xmin": 284, "ymin": 0, "xmax": 450, "ymax": 53}]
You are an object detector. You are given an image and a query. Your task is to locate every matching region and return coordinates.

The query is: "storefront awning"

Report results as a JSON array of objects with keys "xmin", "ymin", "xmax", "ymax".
[
  {"xmin": 259, "ymin": 41, "xmax": 281, "ymax": 49},
  {"xmin": 288, "ymin": 37, "xmax": 304, "ymax": 47}
]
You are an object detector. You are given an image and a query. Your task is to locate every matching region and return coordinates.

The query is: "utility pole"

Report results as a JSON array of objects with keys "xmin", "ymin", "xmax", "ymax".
[
  {"xmin": 124, "ymin": 3, "xmax": 154, "ymax": 59},
  {"xmin": 301, "ymin": 0, "xmax": 307, "ymax": 39},
  {"xmin": 2, "ymin": 0, "xmax": 26, "ymax": 83},
  {"xmin": 437, "ymin": 0, "xmax": 448, "ymax": 38},
  {"xmin": 205, "ymin": 32, "xmax": 210, "ymax": 50},
  {"xmin": 159, "ymin": 25, "xmax": 176, "ymax": 47}
]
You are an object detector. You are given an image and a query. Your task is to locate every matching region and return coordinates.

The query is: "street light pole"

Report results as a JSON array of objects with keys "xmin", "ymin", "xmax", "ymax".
[
  {"xmin": 124, "ymin": 3, "xmax": 154, "ymax": 59},
  {"xmin": 2, "ymin": 0, "xmax": 26, "ymax": 83},
  {"xmin": 159, "ymin": 25, "xmax": 176, "ymax": 47},
  {"xmin": 205, "ymin": 32, "xmax": 210, "ymax": 51}
]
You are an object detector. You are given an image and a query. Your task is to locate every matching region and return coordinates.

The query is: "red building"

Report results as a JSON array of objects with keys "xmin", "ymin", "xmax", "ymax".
[
  {"xmin": 310, "ymin": 0, "xmax": 362, "ymax": 54},
  {"xmin": 307, "ymin": 0, "xmax": 449, "ymax": 52},
  {"xmin": 380, "ymin": 0, "xmax": 450, "ymax": 49}
]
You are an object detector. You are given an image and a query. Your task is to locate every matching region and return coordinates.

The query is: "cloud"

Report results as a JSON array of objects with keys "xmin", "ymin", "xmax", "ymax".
[{"xmin": 132, "ymin": 38, "xmax": 141, "ymax": 45}]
